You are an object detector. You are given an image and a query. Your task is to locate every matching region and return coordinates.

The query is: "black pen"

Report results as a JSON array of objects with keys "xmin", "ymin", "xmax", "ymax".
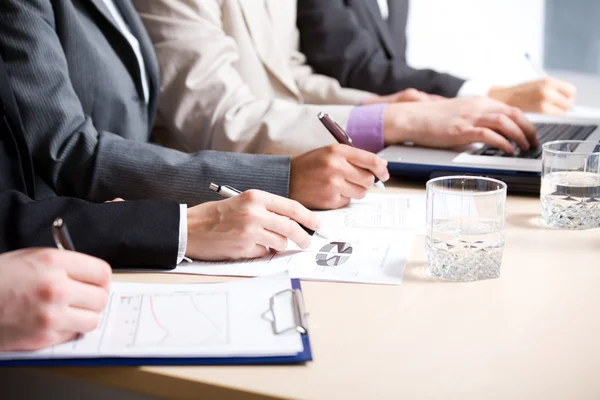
[
  {"xmin": 209, "ymin": 183, "xmax": 328, "ymax": 240},
  {"xmin": 317, "ymin": 112, "xmax": 386, "ymax": 190},
  {"xmin": 52, "ymin": 217, "xmax": 76, "ymax": 251}
]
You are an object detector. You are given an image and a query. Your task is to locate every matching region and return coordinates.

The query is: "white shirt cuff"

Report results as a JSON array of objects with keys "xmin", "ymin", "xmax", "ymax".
[
  {"xmin": 457, "ymin": 80, "xmax": 494, "ymax": 98},
  {"xmin": 177, "ymin": 204, "xmax": 188, "ymax": 264}
]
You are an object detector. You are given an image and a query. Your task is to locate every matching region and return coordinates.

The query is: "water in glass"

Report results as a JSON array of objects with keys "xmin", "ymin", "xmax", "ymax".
[
  {"xmin": 541, "ymin": 171, "xmax": 600, "ymax": 229},
  {"xmin": 425, "ymin": 219, "xmax": 504, "ymax": 282}
]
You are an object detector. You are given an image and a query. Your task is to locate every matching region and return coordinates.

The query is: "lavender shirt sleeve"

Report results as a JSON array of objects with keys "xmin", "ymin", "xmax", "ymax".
[{"xmin": 346, "ymin": 104, "xmax": 386, "ymax": 153}]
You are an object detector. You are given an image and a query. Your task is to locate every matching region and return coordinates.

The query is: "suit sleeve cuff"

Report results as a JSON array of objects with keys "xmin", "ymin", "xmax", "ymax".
[
  {"xmin": 346, "ymin": 104, "xmax": 386, "ymax": 153},
  {"xmin": 457, "ymin": 80, "xmax": 494, "ymax": 97},
  {"xmin": 177, "ymin": 204, "xmax": 188, "ymax": 264}
]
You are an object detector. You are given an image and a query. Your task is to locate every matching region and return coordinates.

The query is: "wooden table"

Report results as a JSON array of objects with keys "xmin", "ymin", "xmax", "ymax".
[{"xmin": 38, "ymin": 181, "xmax": 600, "ymax": 399}]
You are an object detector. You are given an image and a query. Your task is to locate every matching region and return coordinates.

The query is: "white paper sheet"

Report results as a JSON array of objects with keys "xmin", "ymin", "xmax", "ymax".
[
  {"xmin": 0, "ymin": 275, "xmax": 302, "ymax": 360},
  {"xmin": 173, "ymin": 228, "xmax": 415, "ymax": 285},
  {"xmin": 314, "ymin": 193, "xmax": 426, "ymax": 231}
]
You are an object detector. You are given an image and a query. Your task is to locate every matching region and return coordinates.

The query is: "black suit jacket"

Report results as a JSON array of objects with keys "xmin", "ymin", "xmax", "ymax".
[
  {"xmin": 297, "ymin": 0, "xmax": 466, "ymax": 97},
  {"xmin": 0, "ymin": 54, "xmax": 180, "ymax": 268}
]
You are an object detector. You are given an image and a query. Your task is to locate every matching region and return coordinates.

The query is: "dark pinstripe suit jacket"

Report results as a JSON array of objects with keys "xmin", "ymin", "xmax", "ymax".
[
  {"xmin": 0, "ymin": 52, "xmax": 179, "ymax": 268},
  {"xmin": 297, "ymin": 0, "xmax": 465, "ymax": 97},
  {"xmin": 0, "ymin": 0, "xmax": 290, "ymax": 205}
]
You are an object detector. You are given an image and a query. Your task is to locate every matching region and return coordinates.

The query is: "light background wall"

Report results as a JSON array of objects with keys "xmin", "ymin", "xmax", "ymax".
[{"xmin": 405, "ymin": 0, "xmax": 546, "ymax": 85}]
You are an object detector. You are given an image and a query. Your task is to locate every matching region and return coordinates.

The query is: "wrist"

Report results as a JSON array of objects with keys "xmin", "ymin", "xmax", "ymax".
[
  {"xmin": 488, "ymin": 86, "xmax": 509, "ymax": 103},
  {"xmin": 184, "ymin": 203, "xmax": 217, "ymax": 259},
  {"xmin": 382, "ymin": 104, "xmax": 417, "ymax": 145}
]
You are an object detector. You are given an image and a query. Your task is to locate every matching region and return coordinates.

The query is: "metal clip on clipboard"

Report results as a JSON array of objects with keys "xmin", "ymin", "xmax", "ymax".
[{"xmin": 265, "ymin": 288, "xmax": 309, "ymax": 335}]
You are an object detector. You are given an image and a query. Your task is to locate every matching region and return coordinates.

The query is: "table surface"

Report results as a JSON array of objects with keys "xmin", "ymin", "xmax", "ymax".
[{"xmin": 36, "ymin": 180, "xmax": 600, "ymax": 400}]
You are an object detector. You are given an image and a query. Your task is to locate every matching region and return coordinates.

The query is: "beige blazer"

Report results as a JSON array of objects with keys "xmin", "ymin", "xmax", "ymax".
[{"xmin": 133, "ymin": 0, "xmax": 374, "ymax": 155}]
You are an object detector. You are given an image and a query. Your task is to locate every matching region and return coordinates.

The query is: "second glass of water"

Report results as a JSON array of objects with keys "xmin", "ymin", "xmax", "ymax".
[
  {"xmin": 425, "ymin": 176, "xmax": 507, "ymax": 282},
  {"xmin": 541, "ymin": 140, "xmax": 600, "ymax": 229}
]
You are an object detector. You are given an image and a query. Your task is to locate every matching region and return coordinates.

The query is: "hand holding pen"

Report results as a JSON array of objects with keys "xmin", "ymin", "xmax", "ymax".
[
  {"xmin": 186, "ymin": 184, "xmax": 323, "ymax": 259},
  {"xmin": 318, "ymin": 112, "xmax": 387, "ymax": 190}
]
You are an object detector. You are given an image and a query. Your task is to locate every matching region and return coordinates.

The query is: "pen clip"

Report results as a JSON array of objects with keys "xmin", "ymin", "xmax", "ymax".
[
  {"xmin": 334, "ymin": 121, "xmax": 353, "ymax": 144},
  {"xmin": 265, "ymin": 288, "xmax": 308, "ymax": 335}
]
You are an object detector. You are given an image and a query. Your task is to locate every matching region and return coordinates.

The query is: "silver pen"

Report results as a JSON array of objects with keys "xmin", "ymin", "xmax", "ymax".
[{"xmin": 209, "ymin": 183, "xmax": 328, "ymax": 240}]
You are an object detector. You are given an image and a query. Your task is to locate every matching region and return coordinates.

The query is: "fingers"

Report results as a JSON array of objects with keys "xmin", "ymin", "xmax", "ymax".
[
  {"xmin": 505, "ymin": 107, "xmax": 539, "ymax": 147},
  {"xmin": 258, "ymin": 191, "xmax": 320, "ymax": 231},
  {"xmin": 243, "ymin": 244, "xmax": 270, "ymax": 259},
  {"xmin": 256, "ymin": 228, "xmax": 291, "ymax": 252},
  {"xmin": 61, "ymin": 307, "xmax": 102, "ymax": 333},
  {"xmin": 60, "ymin": 252, "xmax": 112, "ymax": 291},
  {"xmin": 66, "ymin": 280, "xmax": 109, "ymax": 312},
  {"xmin": 541, "ymin": 102, "xmax": 568, "ymax": 115},
  {"xmin": 476, "ymin": 113, "xmax": 530, "ymax": 151},
  {"xmin": 340, "ymin": 179, "xmax": 369, "ymax": 200},
  {"xmin": 342, "ymin": 160, "xmax": 376, "ymax": 189},
  {"xmin": 463, "ymin": 126, "xmax": 514, "ymax": 154},
  {"xmin": 340, "ymin": 147, "xmax": 390, "ymax": 182},
  {"xmin": 545, "ymin": 77, "xmax": 576, "ymax": 99},
  {"xmin": 540, "ymin": 87, "xmax": 572, "ymax": 114},
  {"xmin": 261, "ymin": 213, "xmax": 311, "ymax": 249}
]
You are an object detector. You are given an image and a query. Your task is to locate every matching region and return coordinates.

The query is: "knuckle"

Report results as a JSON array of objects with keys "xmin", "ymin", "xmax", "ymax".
[
  {"xmin": 324, "ymin": 144, "xmax": 340, "ymax": 156},
  {"xmin": 36, "ymin": 308, "xmax": 58, "ymax": 330},
  {"xmin": 36, "ymin": 249, "xmax": 61, "ymax": 267},
  {"xmin": 540, "ymin": 88, "xmax": 553, "ymax": 101},
  {"xmin": 241, "ymin": 189, "xmax": 261, "ymax": 203},
  {"xmin": 36, "ymin": 276, "xmax": 65, "ymax": 303}
]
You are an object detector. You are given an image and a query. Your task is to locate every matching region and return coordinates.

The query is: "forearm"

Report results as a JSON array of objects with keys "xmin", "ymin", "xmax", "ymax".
[{"xmin": 0, "ymin": 190, "xmax": 180, "ymax": 267}]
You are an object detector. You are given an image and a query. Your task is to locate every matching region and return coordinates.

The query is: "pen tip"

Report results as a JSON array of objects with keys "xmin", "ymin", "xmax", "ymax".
[
  {"xmin": 314, "ymin": 231, "xmax": 329, "ymax": 240},
  {"xmin": 374, "ymin": 181, "xmax": 386, "ymax": 190}
]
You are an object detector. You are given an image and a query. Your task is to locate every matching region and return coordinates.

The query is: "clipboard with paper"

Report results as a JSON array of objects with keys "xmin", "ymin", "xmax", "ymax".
[{"xmin": 0, "ymin": 275, "xmax": 311, "ymax": 366}]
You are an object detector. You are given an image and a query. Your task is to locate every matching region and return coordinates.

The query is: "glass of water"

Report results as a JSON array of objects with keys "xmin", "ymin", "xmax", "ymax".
[
  {"xmin": 541, "ymin": 140, "xmax": 600, "ymax": 229},
  {"xmin": 425, "ymin": 176, "xmax": 507, "ymax": 282}
]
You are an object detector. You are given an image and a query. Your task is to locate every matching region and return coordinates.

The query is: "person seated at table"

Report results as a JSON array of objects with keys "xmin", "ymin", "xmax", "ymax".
[
  {"xmin": 0, "ymin": 0, "xmax": 391, "ymax": 213},
  {"xmin": 133, "ymin": 0, "xmax": 538, "ymax": 158},
  {"xmin": 0, "ymin": 51, "xmax": 328, "ymax": 267},
  {"xmin": 296, "ymin": 0, "xmax": 576, "ymax": 114},
  {"xmin": 0, "ymin": 249, "xmax": 110, "ymax": 352}
]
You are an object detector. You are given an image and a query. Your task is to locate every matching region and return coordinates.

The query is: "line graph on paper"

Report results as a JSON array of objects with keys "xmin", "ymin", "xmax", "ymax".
[{"xmin": 108, "ymin": 292, "xmax": 229, "ymax": 348}]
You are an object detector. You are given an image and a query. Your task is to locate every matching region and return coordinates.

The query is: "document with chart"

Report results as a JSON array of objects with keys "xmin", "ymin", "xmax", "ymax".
[
  {"xmin": 170, "ymin": 193, "xmax": 423, "ymax": 284},
  {"xmin": 174, "ymin": 228, "xmax": 415, "ymax": 285},
  {"xmin": 0, "ymin": 275, "xmax": 304, "ymax": 361}
]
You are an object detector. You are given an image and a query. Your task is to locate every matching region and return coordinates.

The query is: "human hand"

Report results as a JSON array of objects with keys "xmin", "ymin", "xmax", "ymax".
[
  {"xmin": 185, "ymin": 190, "xmax": 320, "ymax": 260},
  {"xmin": 383, "ymin": 96, "xmax": 539, "ymax": 154},
  {"xmin": 362, "ymin": 88, "xmax": 444, "ymax": 105},
  {"xmin": 488, "ymin": 77, "xmax": 576, "ymax": 114},
  {"xmin": 289, "ymin": 144, "xmax": 390, "ymax": 210},
  {"xmin": 0, "ymin": 249, "xmax": 111, "ymax": 352}
]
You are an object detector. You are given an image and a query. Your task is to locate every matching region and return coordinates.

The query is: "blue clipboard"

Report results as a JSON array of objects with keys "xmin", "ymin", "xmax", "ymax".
[{"xmin": 0, "ymin": 279, "xmax": 312, "ymax": 366}]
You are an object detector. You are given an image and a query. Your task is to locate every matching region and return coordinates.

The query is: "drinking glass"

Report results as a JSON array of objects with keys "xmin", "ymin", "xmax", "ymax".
[
  {"xmin": 541, "ymin": 140, "xmax": 600, "ymax": 229},
  {"xmin": 425, "ymin": 176, "xmax": 507, "ymax": 282}
]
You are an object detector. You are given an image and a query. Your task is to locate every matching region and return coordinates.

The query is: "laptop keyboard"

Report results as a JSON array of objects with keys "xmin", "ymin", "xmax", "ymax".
[{"xmin": 473, "ymin": 123, "xmax": 597, "ymax": 159}]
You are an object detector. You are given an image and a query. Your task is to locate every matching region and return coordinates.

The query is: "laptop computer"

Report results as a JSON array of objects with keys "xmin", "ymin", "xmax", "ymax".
[{"xmin": 378, "ymin": 113, "xmax": 600, "ymax": 193}]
